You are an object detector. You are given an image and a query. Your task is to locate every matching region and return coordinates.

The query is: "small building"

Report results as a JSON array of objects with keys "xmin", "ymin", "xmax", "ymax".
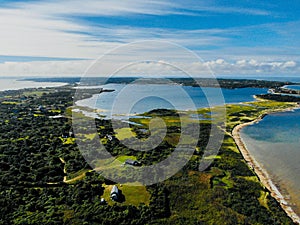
[
  {"xmin": 37, "ymin": 105, "xmax": 47, "ymax": 113},
  {"xmin": 110, "ymin": 185, "xmax": 119, "ymax": 201},
  {"xmin": 100, "ymin": 198, "xmax": 107, "ymax": 205},
  {"xmin": 107, "ymin": 135, "xmax": 113, "ymax": 141},
  {"xmin": 125, "ymin": 159, "xmax": 141, "ymax": 167},
  {"xmin": 69, "ymin": 130, "xmax": 74, "ymax": 138}
]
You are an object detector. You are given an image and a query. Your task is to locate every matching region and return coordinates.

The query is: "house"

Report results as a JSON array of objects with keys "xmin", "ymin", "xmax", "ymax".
[
  {"xmin": 125, "ymin": 159, "xmax": 141, "ymax": 167},
  {"xmin": 106, "ymin": 135, "xmax": 113, "ymax": 141},
  {"xmin": 100, "ymin": 198, "xmax": 107, "ymax": 205},
  {"xmin": 37, "ymin": 105, "xmax": 47, "ymax": 113},
  {"xmin": 110, "ymin": 185, "xmax": 119, "ymax": 201},
  {"xmin": 69, "ymin": 130, "xmax": 74, "ymax": 138}
]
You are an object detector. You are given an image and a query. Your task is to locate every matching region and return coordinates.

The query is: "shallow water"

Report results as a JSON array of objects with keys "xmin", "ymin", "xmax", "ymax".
[
  {"xmin": 241, "ymin": 109, "xmax": 300, "ymax": 215},
  {"xmin": 76, "ymin": 83, "xmax": 267, "ymax": 118}
]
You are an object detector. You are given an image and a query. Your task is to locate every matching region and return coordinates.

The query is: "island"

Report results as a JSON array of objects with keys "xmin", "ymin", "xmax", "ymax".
[{"xmin": 0, "ymin": 79, "xmax": 299, "ymax": 224}]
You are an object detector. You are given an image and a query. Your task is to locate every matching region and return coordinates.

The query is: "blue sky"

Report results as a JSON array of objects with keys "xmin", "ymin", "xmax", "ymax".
[{"xmin": 0, "ymin": 0, "xmax": 299, "ymax": 76}]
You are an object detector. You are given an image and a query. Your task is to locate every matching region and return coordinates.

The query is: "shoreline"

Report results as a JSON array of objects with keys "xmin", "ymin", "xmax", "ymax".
[{"xmin": 232, "ymin": 107, "xmax": 300, "ymax": 224}]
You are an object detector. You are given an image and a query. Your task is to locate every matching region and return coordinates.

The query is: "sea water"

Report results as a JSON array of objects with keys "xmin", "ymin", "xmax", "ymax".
[
  {"xmin": 241, "ymin": 109, "xmax": 300, "ymax": 215},
  {"xmin": 76, "ymin": 83, "xmax": 267, "ymax": 117}
]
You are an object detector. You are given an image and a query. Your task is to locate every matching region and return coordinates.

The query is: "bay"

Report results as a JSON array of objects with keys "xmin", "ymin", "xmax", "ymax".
[
  {"xmin": 76, "ymin": 83, "xmax": 267, "ymax": 117},
  {"xmin": 241, "ymin": 109, "xmax": 300, "ymax": 215}
]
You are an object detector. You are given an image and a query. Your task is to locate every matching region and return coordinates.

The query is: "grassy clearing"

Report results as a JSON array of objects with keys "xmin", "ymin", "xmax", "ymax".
[
  {"xmin": 212, "ymin": 171, "xmax": 234, "ymax": 189},
  {"xmin": 258, "ymin": 191, "xmax": 270, "ymax": 209},
  {"xmin": 242, "ymin": 176, "xmax": 259, "ymax": 182},
  {"xmin": 59, "ymin": 137, "xmax": 76, "ymax": 145},
  {"xmin": 204, "ymin": 155, "xmax": 221, "ymax": 160},
  {"xmin": 121, "ymin": 185, "xmax": 151, "ymax": 206},
  {"xmin": 101, "ymin": 184, "xmax": 150, "ymax": 206},
  {"xmin": 221, "ymin": 172, "xmax": 234, "ymax": 188},
  {"xmin": 250, "ymin": 100, "xmax": 295, "ymax": 108},
  {"xmin": 48, "ymin": 109, "xmax": 62, "ymax": 113},
  {"xmin": 66, "ymin": 169, "xmax": 91, "ymax": 181},
  {"xmin": 1, "ymin": 101, "xmax": 20, "ymax": 105},
  {"xmin": 222, "ymin": 138, "xmax": 240, "ymax": 153},
  {"xmin": 116, "ymin": 155, "xmax": 137, "ymax": 163},
  {"xmin": 23, "ymin": 90, "xmax": 50, "ymax": 97},
  {"xmin": 197, "ymin": 108, "xmax": 211, "ymax": 114},
  {"xmin": 33, "ymin": 114, "xmax": 43, "ymax": 117},
  {"xmin": 115, "ymin": 128, "xmax": 136, "ymax": 140}
]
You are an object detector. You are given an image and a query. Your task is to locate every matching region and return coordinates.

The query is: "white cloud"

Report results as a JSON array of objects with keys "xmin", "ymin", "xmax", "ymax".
[
  {"xmin": 15, "ymin": 0, "xmax": 180, "ymax": 17},
  {"xmin": 0, "ymin": 7, "xmax": 232, "ymax": 60},
  {"xmin": 0, "ymin": 0, "xmax": 277, "ymax": 60},
  {"xmin": 0, "ymin": 1, "xmax": 298, "ymax": 76},
  {"xmin": 14, "ymin": 0, "xmax": 270, "ymax": 17},
  {"xmin": 0, "ymin": 60, "xmax": 90, "ymax": 76},
  {"xmin": 0, "ymin": 58, "xmax": 298, "ymax": 77},
  {"xmin": 282, "ymin": 61, "xmax": 297, "ymax": 68}
]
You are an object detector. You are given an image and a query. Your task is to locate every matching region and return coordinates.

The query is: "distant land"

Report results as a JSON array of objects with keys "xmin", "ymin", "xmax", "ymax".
[{"xmin": 23, "ymin": 76, "xmax": 295, "ymax": 89}]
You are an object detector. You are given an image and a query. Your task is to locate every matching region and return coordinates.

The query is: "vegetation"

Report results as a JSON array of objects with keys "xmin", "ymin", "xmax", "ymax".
[
  {"xmin": 0, "ymin": 84, "xmax": 297, "ymax": 224},
  {"xmin": 257, "ymin": 93, "xmax": 300, "ymax": 102}
]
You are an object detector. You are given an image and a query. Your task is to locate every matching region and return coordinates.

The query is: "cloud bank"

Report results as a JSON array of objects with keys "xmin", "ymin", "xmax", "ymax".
[
  {"xmin": 0, "ymin": 59, "xmax": 297, "ymax": 77},
  {"xmin": 0, "ymin": 0, "xmax": 299, "ymax": 76}
]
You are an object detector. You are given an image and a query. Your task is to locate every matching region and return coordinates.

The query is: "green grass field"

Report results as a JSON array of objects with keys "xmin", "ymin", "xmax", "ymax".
[{"xmin": 101, "ymin": 184, "xmax": 150, "ymax": 206}]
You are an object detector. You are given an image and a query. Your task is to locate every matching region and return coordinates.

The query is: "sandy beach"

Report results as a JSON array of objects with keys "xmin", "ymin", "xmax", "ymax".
[{"xmin": 232, "ymin": 110, "xmax": 300, "ymax": 224}]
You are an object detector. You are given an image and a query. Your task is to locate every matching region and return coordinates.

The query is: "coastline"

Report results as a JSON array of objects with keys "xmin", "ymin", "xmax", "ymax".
[{"xmin": 232, "ymin": 107, "xmax": 300, "ymax": 224}]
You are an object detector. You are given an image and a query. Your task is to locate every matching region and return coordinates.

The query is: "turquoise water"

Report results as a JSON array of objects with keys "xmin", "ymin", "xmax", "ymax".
[
  {"xmin": 76, "ymin": 84, "xmax": 267, "ymax": 117},
  {"xmin": 241, "ymin": 109, "xmax": 300, "ymax": 215}
]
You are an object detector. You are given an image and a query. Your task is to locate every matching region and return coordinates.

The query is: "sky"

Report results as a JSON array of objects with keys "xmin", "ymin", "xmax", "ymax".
[{"xmin": 0, "ymin": 0, "xmax": 300, "ymax": 77}]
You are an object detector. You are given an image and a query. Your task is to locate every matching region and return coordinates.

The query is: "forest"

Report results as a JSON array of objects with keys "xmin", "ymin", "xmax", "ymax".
[{"xmin": 0, "ymin": 84, "xmax": 297, "ymax": 224}]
